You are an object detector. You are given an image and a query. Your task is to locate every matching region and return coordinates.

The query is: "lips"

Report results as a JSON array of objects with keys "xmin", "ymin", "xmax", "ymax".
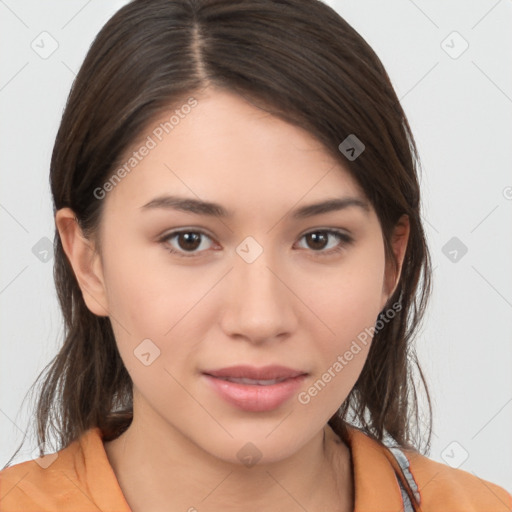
[
  {"xmin": 201, "ymin": 365, "xmax": 309, "ymax": 412},
  {"xmin": 202, "ymin": 365, "xmax": 308, "ymax": 382}
]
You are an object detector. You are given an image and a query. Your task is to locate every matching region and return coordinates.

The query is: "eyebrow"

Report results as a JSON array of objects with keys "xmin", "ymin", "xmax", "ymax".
[{"xmin": 140, "ymin": 194, "xmax": 370, "ymax": 218}]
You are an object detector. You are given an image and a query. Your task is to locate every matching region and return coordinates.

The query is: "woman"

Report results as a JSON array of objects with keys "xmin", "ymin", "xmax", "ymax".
[{"xmin": 1, "ymin": 0, "xmax": 510, "ymax": 511}]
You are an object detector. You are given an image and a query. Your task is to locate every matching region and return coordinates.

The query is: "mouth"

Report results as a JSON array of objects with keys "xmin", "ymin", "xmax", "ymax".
[
  {"xmin": 206, "ymin": 376, "xmax": 293, "ymax": 386},
  {"xmin": 201, "ymin": 365, "xmax": 308, "ymax": 412},
  {"xmin": 202, "ymin": 364, "xmax": 308, "ymax": 381}
]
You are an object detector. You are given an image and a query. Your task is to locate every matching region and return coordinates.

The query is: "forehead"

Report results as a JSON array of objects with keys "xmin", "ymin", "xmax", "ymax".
[{"xmin": 103, "ymin": 89, "xmax": 367, "ymax": 217}]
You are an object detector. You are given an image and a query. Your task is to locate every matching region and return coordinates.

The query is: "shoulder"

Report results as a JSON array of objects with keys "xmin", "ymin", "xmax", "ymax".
[
  {"xmin": 0, "ymin": 440, "xmax": 80, "ymax": 510},
  {"xmin": 0, "ymin": 427, "xmax": 130, "ymax": 511},
  {"xmin": 0, "ymin": 434, "xmax": 91, "ymax": 511},
  {"xmin": 344, "ymin": 425, "xmax": 512, "ymax": 512},
  {"xmin": 403, "ymin": 448, "xmax": 512, "ymax": 512}
]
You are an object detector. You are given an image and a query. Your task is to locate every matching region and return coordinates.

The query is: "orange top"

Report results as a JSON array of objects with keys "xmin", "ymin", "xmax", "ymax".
[{"xmin": 1, "ymin": 425, "xmax": 510, "ymax": 511}]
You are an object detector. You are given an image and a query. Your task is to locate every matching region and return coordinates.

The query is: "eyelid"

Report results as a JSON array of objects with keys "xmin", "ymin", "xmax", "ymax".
[{"xmin": 297, "ymin": 226, "xmax": 352, "ymax": 240}]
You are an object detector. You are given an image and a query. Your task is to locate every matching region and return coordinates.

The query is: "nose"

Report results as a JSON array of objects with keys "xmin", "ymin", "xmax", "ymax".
[{"xmin": 219, "ymin": 247, "xmax": 297, "ymax": 345}]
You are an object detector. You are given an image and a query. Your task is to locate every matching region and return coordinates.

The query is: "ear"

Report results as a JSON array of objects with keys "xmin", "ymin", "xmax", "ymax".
[
  {"xmin": 381, "ymin": 214, "xmax": 410, "ymax": 309},
  {"xmin": 55, "ymin": 208, "xmax": 109, "ymax": 317}
]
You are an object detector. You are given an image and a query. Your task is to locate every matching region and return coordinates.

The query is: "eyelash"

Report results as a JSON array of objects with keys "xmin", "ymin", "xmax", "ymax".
[{"xmin": 158, "ymin": 229, "xmax": 354, "ymax": 259}]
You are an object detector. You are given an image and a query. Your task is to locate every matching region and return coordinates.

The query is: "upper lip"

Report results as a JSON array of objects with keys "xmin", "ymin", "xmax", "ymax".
[{"xmin": 203, "ymin": 365, "xmax": 308, "ymax": 380}]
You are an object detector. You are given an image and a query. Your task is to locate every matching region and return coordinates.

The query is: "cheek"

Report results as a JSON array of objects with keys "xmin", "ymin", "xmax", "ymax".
[
  {"xmin": 100, "ymin": 239, "xmax": 224, "ymax": 382},
  {"xmin": 96, "ymin": 240, "xmax": 169, "ymax": 354},
  {"xmin": 295, "ymin": 240, "xmax": 386, "ymax": 403},
  {"xmin": 101, "ymin": 235, "xmax": 203, "ymax": 331},
  {"xmin": 300, "ymin": 239, "xmax": 386, "ymax": 338}
]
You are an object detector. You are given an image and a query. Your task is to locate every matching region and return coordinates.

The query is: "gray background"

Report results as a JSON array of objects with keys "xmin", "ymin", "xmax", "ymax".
[{"xmin": 1, "ymin": 0, "xmax": 511, "ymax": 493}]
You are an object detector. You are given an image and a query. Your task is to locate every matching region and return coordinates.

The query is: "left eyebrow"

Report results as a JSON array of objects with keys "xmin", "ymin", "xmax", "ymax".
[{"xmin": 292, "ymin": 197, "xmax": 371, "ymax": 219}]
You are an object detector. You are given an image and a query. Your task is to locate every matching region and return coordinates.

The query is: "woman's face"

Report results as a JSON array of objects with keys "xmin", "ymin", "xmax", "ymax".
[{"xmin": 64, "ymin": 88, "xmax": 406, "ymax": 464}]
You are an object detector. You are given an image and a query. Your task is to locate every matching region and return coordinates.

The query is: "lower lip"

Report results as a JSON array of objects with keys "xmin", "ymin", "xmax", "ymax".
[{"xmin": 202, "ymin": 374, "xmax": 307, "ymax": 412}]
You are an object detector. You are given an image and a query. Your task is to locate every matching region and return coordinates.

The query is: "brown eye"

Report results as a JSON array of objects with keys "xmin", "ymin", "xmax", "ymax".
[
  {"xmin": 305, "ymin": 232, "xmax": 329, "ymax": 250},
  {"xmin": 176, "ymin": 232, "xmax": 202, "ymax": 251},
  {"xmin": 296, "ymin": 229, "xmax": 353, "ymax": 256},
  {"xmin": 160, "ymin": 230, "xmax": 215, "ymax": 257}
]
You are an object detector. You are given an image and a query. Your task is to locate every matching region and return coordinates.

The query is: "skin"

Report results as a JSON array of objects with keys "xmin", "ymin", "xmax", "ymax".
[{"xmin": 56, "ymin": 88, "xmax": 409, "ymax": 512}]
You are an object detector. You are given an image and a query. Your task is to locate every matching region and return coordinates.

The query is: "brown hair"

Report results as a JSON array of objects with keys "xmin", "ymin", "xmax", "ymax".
[{"xmin": 5, "ymin": 0, "xmax": 432, "ymax": 468}]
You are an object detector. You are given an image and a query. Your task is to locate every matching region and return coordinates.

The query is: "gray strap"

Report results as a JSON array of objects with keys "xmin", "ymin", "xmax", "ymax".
[
  {"xmin": 387, "ymin": 446, "xmax": 421, "ymax": 511},
  {"xmin": 397, "ymin": 474, "xmax": 415, "ymax": 512}
]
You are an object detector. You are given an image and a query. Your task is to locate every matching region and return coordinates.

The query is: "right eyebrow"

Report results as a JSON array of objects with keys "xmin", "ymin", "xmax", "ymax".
[{"xmin": 140, "ymin": 195, "xmax": 233, "ymax": 217}]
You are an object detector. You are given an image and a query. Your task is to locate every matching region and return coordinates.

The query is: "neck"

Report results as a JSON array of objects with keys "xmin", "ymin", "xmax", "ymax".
[{"xmin": 104, "ymin": 404, "xmax": 353, "ymax": 512}]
